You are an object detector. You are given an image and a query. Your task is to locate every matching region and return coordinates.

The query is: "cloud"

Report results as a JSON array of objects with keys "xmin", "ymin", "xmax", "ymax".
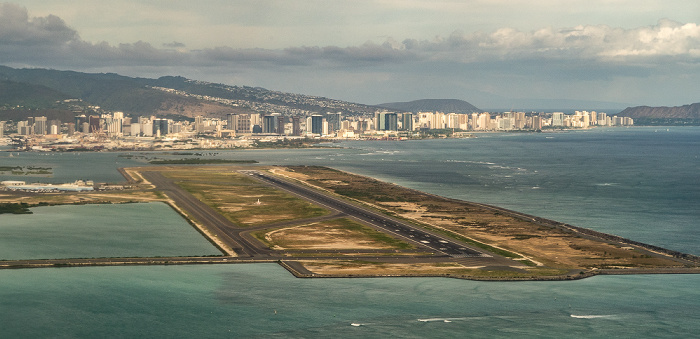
[
  {"xmin": 400, "ymin": 19, "xmax": 700, "ymax": 64},
  {"xmin": 0, "ymin": 3, "xmax": 77, "ymax": 45},
  {"xmin": 163, "ymin": 41, "xmax": 186, "ymax": 48},
  {"xmin": 2, "ymin": 3, "xmax": 697, "ymax": 71},
  {"xmin": 1, "ymin": 4, "xmax": 698, "ymax": 106}
]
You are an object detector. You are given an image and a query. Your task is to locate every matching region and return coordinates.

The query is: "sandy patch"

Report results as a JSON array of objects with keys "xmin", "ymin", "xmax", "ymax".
[{"xmin": 265, "ymin": 223, "xmax": 399, "ymax": 250}]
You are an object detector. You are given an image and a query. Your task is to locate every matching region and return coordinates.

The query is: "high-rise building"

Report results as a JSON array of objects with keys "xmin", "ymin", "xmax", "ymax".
[
  {"xmin": 227, "ymin": 114, "xmax": 251, "ymax": 133},
  {"xmin": 326, "ymin": 112, "xmax": 342, "ymax": 133},
  {"xmin": 104, "ymin": 113, "xmax": 123, "ymax": 136},
  {"xmin": 597, "ymin": 112, "xmax": 608, "ymax": 126},
  {"xmin": 195, "ymin": 116, "xmax": 204, "ymax": 134},
  {"xmin": 277, "ymin": 116, "xmax": 285, "ymax": 134},
  {"xmin": 34, "ymin": 116, "xmax": 47, "ymax": 135},
  {"xmin": 470, "ymin": 113, "xmax": 479, "ymax": 130},
  {"xmin": 401, "ymin": 113, "xmax": 413, "ymax": 131},
  {"xmin": 552, "ymin": 112, "xmax": 565, "ymax": 127},
  {"xmin": 310, "ymin": 115, "xmax": 324, "ymax": 135},
  {"xmin": 88, "ymin": 116, "xmax": 101, "ymax": 133},
  {"xmin": 227, "ymin": 113, "xmax": 235, "ymax": 130},
  {"xmin": 130, "ymin": 122, "xmax": 141, "ymax": 136},
  {"xmin": 0, "ymin": 121, "xmax": 4, "ymax": 137},
  {"xmin": 477, "ymin": 113, "xmax": 490, "ymax": 130},
  {"xmin": 49, "ymin": 120, "xmax": 61, "ymax": 134},
  {"xmin": 514, "ymin": 112, "xmax": 526, "ymax": 129},
  {"xmin": 292, "ymin": 116, "xmax": 301, "ymax": 136},
  {"xmin": 263, "ymin": 115, "xmax": 277, "ymax": 134},
  {"xmin": 374, "ymin": 111, "xmax": 398, "ymax": 131},
  {"xmin": 532, "ymin": 116, "xmax": 543, "ymax": 130},
  {"xmin": 384, "ymin": 113, "xmax": 398, "ymax": 131},
  {"xmin": 152, "ymin": 118, "xmax": 169, "ymax": 137},
  {"xmin": 17, "ymin": 121, "xmax": 31, "ymax": 135},
  {"xmin": 75, "ymin": 115, "xmax": 87, "ymax": 128}
]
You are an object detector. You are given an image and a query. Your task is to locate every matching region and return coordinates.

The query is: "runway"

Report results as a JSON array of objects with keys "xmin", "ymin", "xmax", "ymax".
[{"xmin": 242, "ymin": 170, "xmax": 486, "ymax": 258}]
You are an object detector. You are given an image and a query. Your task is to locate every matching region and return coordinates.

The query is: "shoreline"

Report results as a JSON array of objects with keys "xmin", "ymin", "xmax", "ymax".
[{"xmin": 2, "ymin": 257, "xmax": 699, "ymax": 281}]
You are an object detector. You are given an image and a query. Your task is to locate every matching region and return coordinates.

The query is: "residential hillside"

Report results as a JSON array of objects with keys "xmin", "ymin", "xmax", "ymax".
[{"xmin": 0, "ymin": 66, "xmax": 379, "ymax": 120}]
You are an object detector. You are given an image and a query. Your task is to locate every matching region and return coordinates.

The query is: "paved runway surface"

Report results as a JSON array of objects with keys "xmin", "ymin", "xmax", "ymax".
[{"xmin": 243, "ymin": 170, "xmax": 486, "ymax": 258}]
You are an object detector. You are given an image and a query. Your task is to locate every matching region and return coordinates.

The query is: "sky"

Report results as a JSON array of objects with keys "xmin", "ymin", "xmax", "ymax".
[{"xmin": 1, "ymin": 1, "xmax": 699, "ymax": 109}]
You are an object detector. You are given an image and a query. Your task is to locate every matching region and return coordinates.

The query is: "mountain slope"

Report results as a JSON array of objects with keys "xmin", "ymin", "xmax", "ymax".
[
  {"xmin": 378, "ymin": 99, "xmax": 482, "ymax": 113},
  {"xmin": 0, "ymin": 66, "xmax": 380, "ymax": 119},
  {"xmin": 0, "ymin": 79, "xmax": 72, "ymax": 109},
  {"xmin": 0, "ymin": 66, "xmax": 243, "ymax": 118},
  {"xmin": 617, "ymin": 103, "xmax": 700, "ymax": 119}
]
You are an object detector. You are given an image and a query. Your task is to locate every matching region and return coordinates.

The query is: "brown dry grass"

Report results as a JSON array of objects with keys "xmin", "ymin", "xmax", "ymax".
[
  {"xmin": 298, "ymin": 260, "xmax": 570, "ymax": 278},
  {"xmin": 256, "ymin": 218, "xmax": 414, "ymax": 250},
  {"xmin": 279, "ymin": 166, "xmax": 688, "ymax": 270}
]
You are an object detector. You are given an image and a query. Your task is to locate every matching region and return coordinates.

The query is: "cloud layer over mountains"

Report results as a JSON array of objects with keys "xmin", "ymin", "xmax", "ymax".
[{"xmin": 1, "ymin": 3, "xmax": 698, "ymax": 107}]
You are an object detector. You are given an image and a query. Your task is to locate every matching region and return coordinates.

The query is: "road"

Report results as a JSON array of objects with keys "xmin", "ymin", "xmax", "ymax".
[{"xmin": 242, "ymin": 170, "xmax": 486, "ymax": 258}]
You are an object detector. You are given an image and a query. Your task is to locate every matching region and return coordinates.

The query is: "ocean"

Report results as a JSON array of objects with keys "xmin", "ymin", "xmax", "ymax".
[{"xmin": 1, "ymin": 126, "xmax": 698, "ymax": 337}]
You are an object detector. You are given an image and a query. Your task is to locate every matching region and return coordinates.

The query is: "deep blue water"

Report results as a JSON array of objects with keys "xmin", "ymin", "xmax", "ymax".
[{"xmin": 1, "ymin": 127, "xmax": 698, "ymax": 337}]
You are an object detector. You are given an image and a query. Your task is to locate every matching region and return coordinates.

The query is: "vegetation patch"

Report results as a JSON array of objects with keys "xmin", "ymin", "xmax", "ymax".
[
  {"xmin": 0, "ymin": 202, "xmax": 33, "ymax": 214},
  {"xmin": 0, "ymin": 166, "xmax": 53, "ymax": 175}
]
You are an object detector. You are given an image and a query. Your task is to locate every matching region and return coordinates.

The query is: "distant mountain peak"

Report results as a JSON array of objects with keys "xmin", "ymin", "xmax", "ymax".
[
  {"xmin": 617, "ymin": 102, "xmax": 700, "ymax": 119},
  {"xmin": 378, "ymin": 99, "xmax": 482, "ymax": 113}
]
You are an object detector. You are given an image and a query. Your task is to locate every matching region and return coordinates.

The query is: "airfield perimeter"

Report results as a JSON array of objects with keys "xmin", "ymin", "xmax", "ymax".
[{"xmin": 1, "ymin": 165, "xmax": 699, "ymax": 280}]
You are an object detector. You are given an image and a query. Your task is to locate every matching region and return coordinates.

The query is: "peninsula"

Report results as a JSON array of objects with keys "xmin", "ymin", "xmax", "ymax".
[{"xmin": 1, "ymin": 165, "xmax": 698, "ymax": 280}]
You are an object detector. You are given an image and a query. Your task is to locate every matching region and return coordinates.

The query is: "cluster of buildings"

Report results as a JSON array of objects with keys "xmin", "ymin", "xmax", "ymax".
[
  {"xmin": 416, "ymin": 110, "xmax": 633, "ymax": 130},
  {"xmin": 1, "ymin": 180, "xmax": 94, "ymax": 192},
  {"xmin": 0, "ymin": 109, "xmax": 633, "ymax": 151}
]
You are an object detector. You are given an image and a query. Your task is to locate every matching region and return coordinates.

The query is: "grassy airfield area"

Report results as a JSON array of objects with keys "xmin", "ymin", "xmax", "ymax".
[{"xmin": 2, "ymin": 164, "xmax": 697, "ymax": 280}]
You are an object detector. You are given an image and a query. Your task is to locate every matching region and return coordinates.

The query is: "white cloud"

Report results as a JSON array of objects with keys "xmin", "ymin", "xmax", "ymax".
[
  {"xmin": 0, "ymin": 3, "xmax": 77, "ymax": 45},
  {"xmin": 401, "ymin": 20, "xmax": 700, "ymax": 63}
]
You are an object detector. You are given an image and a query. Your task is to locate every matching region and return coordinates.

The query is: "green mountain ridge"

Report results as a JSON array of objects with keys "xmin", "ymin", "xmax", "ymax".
[
  {"xmin": 0, "ymin": 66, "xmax": 379, "ymax": 120},
  {"xmin": 378, "ymin": 99, "xmax": 482, "ymax": 114},
  {"xmin": 0, "ymin": 79, "xmax": 73, "ymax": 109}
]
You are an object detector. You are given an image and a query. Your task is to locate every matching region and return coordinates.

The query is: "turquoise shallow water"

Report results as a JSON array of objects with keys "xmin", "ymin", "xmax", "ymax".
[
  {"xmin": 0, "ymin": 202, "xmax": 220, "ymax": 259},
  {"xmin": 0, "ymin": 264, "xmax": 698, "ymax": 338}
]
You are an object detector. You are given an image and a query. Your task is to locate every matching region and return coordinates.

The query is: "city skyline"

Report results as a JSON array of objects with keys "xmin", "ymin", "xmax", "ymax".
[{"xmin": 1, "ymin": 1, "xmax": 699, "ymax": 108}]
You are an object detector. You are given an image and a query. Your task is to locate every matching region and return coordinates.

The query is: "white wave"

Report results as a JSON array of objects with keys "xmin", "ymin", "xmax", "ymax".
[
  {"xmin": 417, "ymin": 317, "xmax": 467, "ymax": 323},
  {"xmin": 570, "ymin": 314, "xmax": 614, "ymax": 319},
  {"xmin": 350, "ymin": 323, "xmax": 369, "ymax": 327},
  {"xmin": 594, "ymin": 183, "xmax": 619, "ymax": 186},
  {"xmin": 447, "ymin": 160, "xmax": 496, "ymax": 165}
]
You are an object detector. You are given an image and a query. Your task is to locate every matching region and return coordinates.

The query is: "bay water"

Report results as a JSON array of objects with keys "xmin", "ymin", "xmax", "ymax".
[
  {"xmin": 0, "ymin": 202, "xmax": 220, "ymax": 260},
  {"xmin": 1, "ymin": 127, "xmax": 698, "ymax": 337}
]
